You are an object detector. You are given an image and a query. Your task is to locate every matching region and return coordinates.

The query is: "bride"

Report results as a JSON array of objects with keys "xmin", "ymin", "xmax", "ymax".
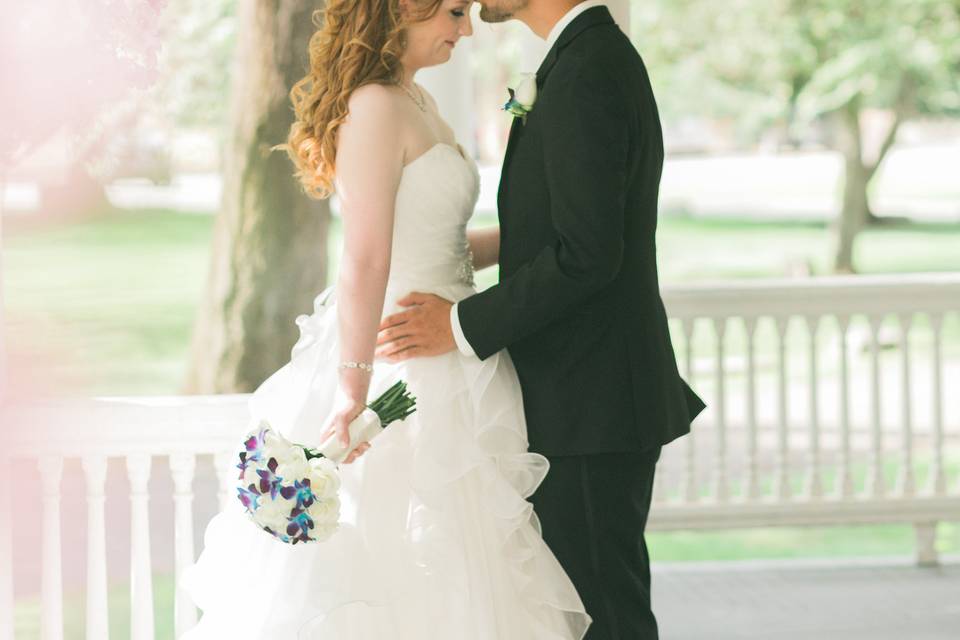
[{"xmin": 178, "ymin": 0, "xmax": 592, "ymax": 637}]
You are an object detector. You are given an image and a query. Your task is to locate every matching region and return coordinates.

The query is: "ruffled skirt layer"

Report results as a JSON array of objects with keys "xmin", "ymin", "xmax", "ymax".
[{"xmin": 179, "ymin": 283, "xmax": 592, "ymax": 639}]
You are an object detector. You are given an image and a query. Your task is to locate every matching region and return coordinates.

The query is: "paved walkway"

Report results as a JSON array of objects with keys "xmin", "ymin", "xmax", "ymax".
[{"xmin": 654, "ymin": 556, "xmax": 960, "ymax": 639}]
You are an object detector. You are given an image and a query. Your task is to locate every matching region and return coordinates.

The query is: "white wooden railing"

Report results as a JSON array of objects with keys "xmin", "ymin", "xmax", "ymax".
[
  {"xmin": 2, "ymin": 272, "xmax": 959, "ymax": 639},
  {"xmin": 648, "ymin": 272, "xmax": 960, "ymax": 561}
]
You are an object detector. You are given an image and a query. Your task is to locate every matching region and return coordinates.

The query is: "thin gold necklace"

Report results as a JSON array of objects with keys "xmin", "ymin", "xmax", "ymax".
[{"xmin": 397, "ymin": 81, "xmax": 426, "ymax": 112}]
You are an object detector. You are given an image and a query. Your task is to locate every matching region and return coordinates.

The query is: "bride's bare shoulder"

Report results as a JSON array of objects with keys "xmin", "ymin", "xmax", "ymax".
[
  {"xmin": 345, "ymin": 83, "xmax": 403, "ymax": 121},
  {"xmin": 337, "ymin": 84, "xmax": 408, "ymax": 156}
]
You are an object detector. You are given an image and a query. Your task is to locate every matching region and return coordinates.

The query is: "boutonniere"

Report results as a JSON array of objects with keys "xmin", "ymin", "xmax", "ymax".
[{"xmin": 502, "ymin": 72, "xmax": 537, "ymax": 125}]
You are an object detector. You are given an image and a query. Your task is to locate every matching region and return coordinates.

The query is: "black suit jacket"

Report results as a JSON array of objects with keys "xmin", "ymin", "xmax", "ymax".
[{"xmin": 458, "ymin": 6, "xmax": 706, "ymax": 456}]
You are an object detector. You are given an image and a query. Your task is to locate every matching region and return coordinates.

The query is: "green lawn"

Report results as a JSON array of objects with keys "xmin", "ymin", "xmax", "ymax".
[
  {"xmin": 5, "ymin": 208, "xmax": 958, "ymax": 395},
  {"xmin": 4, "ymin": 210, "xmax": 212, "ymax": 395},
  {"xmin": 648, "ymin": 520, "xmax": 960, "ymax": 562},
  {"xmin": 14, "ymin": 574, "xmax": 176, "ymax": 640}
]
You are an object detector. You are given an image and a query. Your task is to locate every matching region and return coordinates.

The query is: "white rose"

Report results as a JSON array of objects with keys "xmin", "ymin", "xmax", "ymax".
[
  {"xmin": 515, "ymin": 73, "xmax": 537, "ymax": 110},
  {"xmin": 308, "ymin": 497, "xmax": 341, "ymax": 525},
  {"xmin": 308, "ymin": 458, "xmax": 341, "ymax": 498},
  {"xmin": 241, "ymin": 464, "xmax": 260, "ymax": 488},
  {"xmin": 254, "ymin": 494, "xmax": 295, "ymax": 533},
  {"xmin": 258, "ymin": 429, "xmax": 309, "ymax": 483},
  {"xmin": 276, "ymin": 457, "xmax": 310, "ymax": 487}
]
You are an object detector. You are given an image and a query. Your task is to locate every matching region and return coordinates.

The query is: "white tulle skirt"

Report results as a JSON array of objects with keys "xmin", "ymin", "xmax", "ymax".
[{"xmin": 178, "ymin": 281, "xmax": 592, "ymax": 639}]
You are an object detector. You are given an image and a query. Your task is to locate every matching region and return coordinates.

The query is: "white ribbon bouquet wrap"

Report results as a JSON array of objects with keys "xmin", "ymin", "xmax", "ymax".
[{"xmin": 236, "ymin": 381, "xmax": 417, "ymax": 544}]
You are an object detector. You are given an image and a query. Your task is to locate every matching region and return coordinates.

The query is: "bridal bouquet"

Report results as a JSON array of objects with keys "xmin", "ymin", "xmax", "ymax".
[{"xmin": 236, "ymin": 381, "xmax": 417, "ymax": 544}]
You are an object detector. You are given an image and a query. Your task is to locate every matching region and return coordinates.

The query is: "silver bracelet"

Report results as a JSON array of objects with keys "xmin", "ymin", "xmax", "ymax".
[{"xmin": 339, "ymin": 361, "xmax": 374, "ymax": 373}]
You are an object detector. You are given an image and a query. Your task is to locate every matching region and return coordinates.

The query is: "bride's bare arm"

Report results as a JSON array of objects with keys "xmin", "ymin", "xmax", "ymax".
[
  {"xmin": 320, "ymin": 85, "xmax": 404, "ymax": 457},
  {"xmin": 467, "ymin": 226, "xmax": 499, "ymax": 270}
]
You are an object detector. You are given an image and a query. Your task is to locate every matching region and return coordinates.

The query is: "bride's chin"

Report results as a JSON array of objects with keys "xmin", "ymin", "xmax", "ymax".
[{"xmin": 428, "ymin": 50, "xmax": 453, "ymax": 66}]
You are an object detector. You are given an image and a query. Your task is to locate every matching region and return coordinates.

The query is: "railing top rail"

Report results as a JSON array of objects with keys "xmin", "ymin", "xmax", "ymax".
[
  {"xmin": 661, "ymin": 271, "xmax": 960, "ymax": 319},
  {"xmin": 4, "ymin": 272, "xmax": 958, "ymax": 454},
  {"xmin": 2, "ymin": 394, "xmax": 252, "ymax": 456}
]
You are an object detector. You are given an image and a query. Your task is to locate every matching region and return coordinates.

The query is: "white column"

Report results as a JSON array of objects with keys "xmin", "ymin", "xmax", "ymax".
[
  {"xmin": 213, "ymin": 451, "xmax": 235, "ymax": 512},
  {"xmin": 417, "ymin": 23, "xmax": 477, "ymax": 157},
  {"xmin": 712, "ymin": 317, "xmax": 729, "ymax": 502},
  {"xmin": 170, "ymin": 453, "xmax": 198, "ymax": 636},
  {"xmin": 915, "ymin": 522, "xmax": 939, "ymax": 567},
  {"xmin": 127, "ymin": 454, "xmax": 155, "ymax": 640},
  {"xmin": 82, "ymin": 455, "xmax": 110, "ymax": 640},
  {"xmin": 39, "ymin": 456, "xmax": 65, "ymax": 640}
]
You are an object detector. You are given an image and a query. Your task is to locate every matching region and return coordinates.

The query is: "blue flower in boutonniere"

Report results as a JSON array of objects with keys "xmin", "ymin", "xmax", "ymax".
[{"xmin": 502, "ymin": 72, "xmax": 537, "ymax": 125}]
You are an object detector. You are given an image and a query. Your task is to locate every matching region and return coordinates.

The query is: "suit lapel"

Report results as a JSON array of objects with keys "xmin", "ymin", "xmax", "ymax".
[
  {"xmin": 499, "ymin": 6, "xmax": 616, "ymax": 211},
  {"xmin": 499, "ymin": 114, "xmax": 523, "ymax": 183},
  {"xmin": 535, "ymin": 6, "xmax": 615, "ymax": 86}
]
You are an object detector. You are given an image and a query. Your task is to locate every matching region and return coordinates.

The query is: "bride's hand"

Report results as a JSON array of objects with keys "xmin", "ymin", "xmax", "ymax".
[{"xmin": 319, "ymin": 389, "xmax": 372, "ymax": 464}]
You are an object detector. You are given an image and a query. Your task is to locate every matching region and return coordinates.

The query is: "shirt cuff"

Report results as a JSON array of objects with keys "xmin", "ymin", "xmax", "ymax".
[{"xmin": 450, "ymin": 302, "xmax": 476, "ymax": 357}]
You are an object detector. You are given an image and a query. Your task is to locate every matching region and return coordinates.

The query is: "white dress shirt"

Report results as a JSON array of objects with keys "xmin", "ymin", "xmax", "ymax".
[
  {"xmin": 544, "ymin": 0, "xmax": 607, "ymax": 51},
  {"xmin": 449, "ymin": 1, "xmax": 609, "ymax": 358}
]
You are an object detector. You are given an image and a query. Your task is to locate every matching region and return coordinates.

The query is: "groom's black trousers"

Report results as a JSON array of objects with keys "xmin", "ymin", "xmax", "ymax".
[{"xmin": 531, "ymin": 446, "xmax": 662, "ymax": 640}]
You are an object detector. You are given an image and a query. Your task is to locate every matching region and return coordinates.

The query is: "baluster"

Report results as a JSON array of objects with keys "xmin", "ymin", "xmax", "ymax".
[
  {"xmin": 679, "ymin": 318, "xmax": 698, "ymax": 503},
  {"xmin": 38, "ymin": 455, "xmax": 64, "ymax": 640},
  {"xmin": 928, "ymin": 313, "xmax": 946, "ymax": 496},
  {"xmin": 803, "ymin": 315, "xmax": 823, "ymax": 499},
  {"xmin": 866, "ymin": 315, "xmax": 886, "ymax": 498},
  {"xmin": 81, "ymin": 455, "xmax": 110, "ymax": 640},
  {"xmin": 0, "ymin": 454, "xmax": 13, "ymax": 640},
  {"xmin": 773, "ymin": 316, "xmax": 791, "ymax": 500},
  {"xmin": 126, "ymin": 454, "xmax": 155, "ymax": 640},
  {"xmin": 170, "ymin": 453, "xmax": 198, "ymax": 636},
  {"xmin": 214, "ymin": 451, "xmax": 236, "ymax": 511},
  {"xmin": 712, "ymin": 316, "xmax": 728, "ymax": 502},
  {"xmin": 743, "ymin": 317, "xmax": 760, "ymax": 501},
  {"xmin": 896, "ymin": 313, "xmax": 915, "ymax": 496},
  {"xmin": 835, "ymin": 314, "xmax": 854, "ymax": 498}
]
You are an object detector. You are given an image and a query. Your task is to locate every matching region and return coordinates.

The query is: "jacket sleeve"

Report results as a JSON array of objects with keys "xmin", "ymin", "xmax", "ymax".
[{"xmin": 457, "ymin": 59, "xmax": 631, "ymax": 360}]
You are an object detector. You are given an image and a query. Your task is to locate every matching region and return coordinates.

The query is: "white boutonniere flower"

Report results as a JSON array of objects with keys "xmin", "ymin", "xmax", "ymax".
[{"xmin": 502, "ymin": 72, "xmax": 537, "ymax": 125}]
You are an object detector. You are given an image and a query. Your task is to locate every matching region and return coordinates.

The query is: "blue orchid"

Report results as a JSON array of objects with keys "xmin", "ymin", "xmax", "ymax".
[
  {"xmin": 236, "ymin": 483, "xmax": 262, "ymax": 514},
  {"xmin": 280, "ymin": 478, "xmax": 315, "ymax": 511},
  {"xmin": 237, "ymin": 424, "xmax": 269, "ymax": 478},
  {"xmin": 286, "ymin": 509, "xmax": 315, "ymax": 545},
  {"xmin": 256, "ymin": 457, "xmax": 284, "ymax": 500}
]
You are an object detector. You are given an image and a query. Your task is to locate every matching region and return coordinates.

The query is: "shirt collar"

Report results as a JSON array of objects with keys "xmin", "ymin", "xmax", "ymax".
[{"xmin": 543, "ymin": 0, "xmax": 607, "ymax": 52}]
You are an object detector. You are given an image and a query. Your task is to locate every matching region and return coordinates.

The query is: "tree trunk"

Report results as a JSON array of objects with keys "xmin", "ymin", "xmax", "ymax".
[
  {"xmin": 183, "ymin": 0, "xmax": 330, "ymax": 394},
  {"xmin": 834, "ymin": 150, "xmax": 870, "ymax": 274},
  {"xmin": 831, "ymin": 102, "xmax": 870, "ymax": 274},
  {"xmin": 830, "ymin": 97, "xmax": 906, "ymax": 273}
]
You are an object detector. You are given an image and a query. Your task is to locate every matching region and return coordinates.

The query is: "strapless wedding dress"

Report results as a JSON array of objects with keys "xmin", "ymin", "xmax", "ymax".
[{"xmin": 179, "ymin": 142, "xmax": 592, "ymax": 639}]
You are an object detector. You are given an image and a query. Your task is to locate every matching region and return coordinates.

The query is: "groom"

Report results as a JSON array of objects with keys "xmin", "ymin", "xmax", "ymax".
[{"xmin": 376, "ymin": 1, "xmax": 706, "ymax": 637}]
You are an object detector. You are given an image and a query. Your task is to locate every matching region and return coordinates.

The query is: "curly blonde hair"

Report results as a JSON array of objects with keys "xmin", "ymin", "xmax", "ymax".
[{"xmin": 278, "ymin": 0, "xmax": 445, "ymax": 199}]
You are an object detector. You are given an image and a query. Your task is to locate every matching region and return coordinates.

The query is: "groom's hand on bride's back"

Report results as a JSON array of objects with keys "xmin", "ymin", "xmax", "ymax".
[{"xmin": 376, "ymin": 292, "xmax": 456, "ymax": 361}]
